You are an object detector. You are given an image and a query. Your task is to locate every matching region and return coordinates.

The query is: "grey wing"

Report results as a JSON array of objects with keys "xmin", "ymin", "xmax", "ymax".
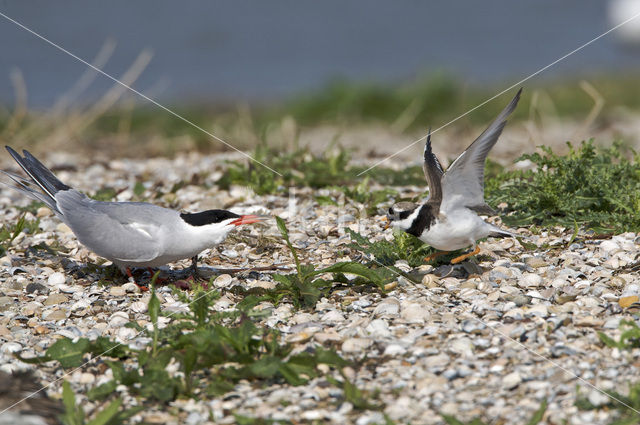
[
  {"xmin": 55, "ymin": 191, "xmax": 165, "ymax": 263},
  {"xmin": 440, "ymin": 88, "xmax": 521, "ymax": 213},
  {"xmin": 422, "ymin": 129, "xmax": 444, "ymax": 210}
]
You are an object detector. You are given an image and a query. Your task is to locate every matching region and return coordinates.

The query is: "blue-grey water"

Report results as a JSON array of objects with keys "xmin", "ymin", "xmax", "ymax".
[{"xmin": 0, "ymin": 0, "xmax": 639, "ymax": 107}]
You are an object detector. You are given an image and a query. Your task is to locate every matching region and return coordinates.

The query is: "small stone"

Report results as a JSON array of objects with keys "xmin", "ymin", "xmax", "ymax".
[
  {"xmin": 619, "ymin": 295, "xmax": 639, "ymax": 309},
  {"xmin": 131, "ymin": 301, "xmax": 148, "ymax": 313},
  {"xmin": 321, "ymin": 310, "xmax": 345, "ymax": 322},
  {"xmin": 461, "ymin": 319, "xmax": 485, "ymax": 334},
  {"xmin": 366, "ymin": 319, "xmax": 390, "ymax": 338},
  {"xmin": 109, "ymin": 311, "xmax": 130, "ymax": 327},
  {"xmin": 254, "ymin": 280, "xmax": 276, "ymax": 290},
  {"xmin": 0, "ymin": 297, "xmax": 12, "ymax": 312},
  {"xmin": 34, "ymin": 325, "xmax": 49, "ymax": 334},
  {"xmin": 400, "ymin": 303, "xmax": 430, "ymax": 323},
  {"xmin": 503, "ymin": 308, "xmax": 524, "ymax": 321},
  {"xmin": 79, "ymin": 373, "xmax": 95, "ymax": 384},
  {"xmin": 604, "ymin": 318, "xmax": 620, "ymax": 329},
  {"xmin": 384, "ymin": 281, "xmax": 398, "ymax": 291},
  {"xmin": 314, "ymin": 332, "xmax": 342, "ymax": 343},
  {"xmin": 575, "ymin": 316, "xmax": 604, "ymax": 327},
  {"xmin": 56, "ymin": 223, "xmax": 72, "ymax": 233},
  {"xmin": 1, "ymin": 342, "xmax": 22, "ymax": 354},
  {"xmin": 214, "ymin": 274, "xmax": 232, "ymax": 288},
  {"xmin": 373, "ymin": 298, "xmax": 400, "ymax": 317},
  {"xmin": 109, "ymin": 286, "xmax": 126, "ymax": 297},
  {"xmin": 422, "ymin": 274, "xmax": 439, "ymax": 288},
  {"xmin": 26, "ymin": 282, "xmax": 48, "ymax": 294},
  {"xmin": 449, "ymin": 337, "xmax": 473, "ymax": 357},
  {"xmin": 286, "ymin": 331, "xmax": 314, "ymax": 344},
  {"xmin": 526, "ymin": 304, "xmax": 549, "ymax": 318},
  {"xmin": 221, "ymin": 249, "xmax": 238, "ymax": 259},
  {"xmin": 21, "ymin": 302, "xmax": 41, "ymax": 317},
  {"xmin": 122, "ymin": 282, "xmax": 140, "ymax": 293},
  {"xmin": 599, "ymin": 240, "xmax": 620, "ymax": 254},
  {"xmin": 518, "ymin": 273, "xmax": 542, "ymax": 288},
  {"xmin": 47, "ymin": 272, "xmax": 66, "ymax": 286},
  {"xmin": 383, "ymin": 344, "xmax": 406, "ymax": 356},
  {"xmin": 341, "ymin": 338, "xmax": 372, "ymax": 353},
  {"xmin": 525, "ymin": 257, "xmax": 547, "ymax": 268},
  {"xmin": 43, "ymin": 309, "xmax": 67, "ymax": 321},
  {"xmin": 424, "ymin": 353, "xmax": 450, "ymax": 370},
  {"xmin": 503, "ymin": 372, "xmax": 522, "ymax": 389},
  {"xmin": 36, "ymin": 207, "xmax": 52, "ymax": 218},
  {"xmin": 44, "ymin": 293, "xmax": 68, "ymax": 306},
  {"xmin": 588, "ymin": 390, "xmax": 612, "ymax": 407}
]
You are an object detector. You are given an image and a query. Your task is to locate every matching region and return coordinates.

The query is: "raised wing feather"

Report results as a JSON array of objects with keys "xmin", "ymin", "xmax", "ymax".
[
  {"xmin": 440, "ymin": 88, "xmax": 521, "ymax": 213},
  {"xmin": 422, "ymin": 129, "xmax": 444, "ymax": 210}
]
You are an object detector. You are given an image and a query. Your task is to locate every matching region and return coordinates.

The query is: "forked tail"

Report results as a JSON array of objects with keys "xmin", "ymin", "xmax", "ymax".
[{"xmin": 1, "ymin": 146, "xmax": 71, "ymax": 214}]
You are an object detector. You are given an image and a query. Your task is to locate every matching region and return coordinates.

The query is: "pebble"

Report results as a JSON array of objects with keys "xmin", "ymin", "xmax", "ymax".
[
  {"xmin": 44, "ymin": 293, "xmax": 69, "ymax": 306},
  {"xmin": 373, "ymin": 298, "xmax": 400, "ymax": 317},
  {"xmin": 109, "ymin": 312, "xmax": 130, "ymax": 327},
  {"xmin": 321, "ymin": 310, "xmax": 345, "ymax": 322},
  {"xmin": 526, "ymin": 304, "xmax": 549, "ymax": 318},
  {"xmin": 25, "ymin": 282, "xmax": 48, "ymax": 294},
  {"xmin": 43, "ymin": 309, "xmax": 67, "ymax": 321},
  {"xmin": 214, "ymin": 274, "xmax": 233, "ymax": 288},
  {"xmin": 525, "ymin": 257, "xmax": 547, "ymax": 268},
  {"xmin": 341, "ymin": 338, "xmax": 373, "ymax": 353},
  {"xmin": 131, "ymin": 301, "xmax": 148, "ymax": 313},
  {"xmin": 1, "ymin": 342, "xmax": 22, "ymax": 354},
  {"xmin": 122, "ymin": 282, "xmax": 141, "ymax": 293},
  {"xmin": 518, "ymin": 273, "xmax": 543, "ymax": 288},
  {"xmin": 619, "ymin": 295, "xmax": 639, "ymax": 309},
  {"xmin": 503, "ymin": 372, "xmax": 522, "ymax": 389},
  {"xmin": 588, "ymin": 390, "xmax": 611, "ymax": 407},
  {"xmin": 47, "ymin": 272, "xmax": 66, "ymax": 286},
  {"xmin": 599, "ymin": 240, "xmax": 620, "ymax": 254},
  {"xmin": 366, "ymin": 319, "xmax": 390, "ymax": 338},
  {"xmin": 383, "ymin": 344, "xmax": 407, "ymax": 356},
  {"xmin": 400, "ymin": 303, "xmax": 430, "ymax": 323},
  {"xmin": 109, "ymin": 286, "xmax": 126, "ymax": 297}
]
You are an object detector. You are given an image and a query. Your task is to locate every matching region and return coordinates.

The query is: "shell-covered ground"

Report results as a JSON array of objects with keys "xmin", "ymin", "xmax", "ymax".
[{"xmin": 1, "ymin": 150, "xmax": 640, "ymax": 425}]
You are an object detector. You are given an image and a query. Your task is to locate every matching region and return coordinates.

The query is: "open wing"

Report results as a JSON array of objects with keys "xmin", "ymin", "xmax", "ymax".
[
  {"xmin": 422, "ymin": 129, "xmax": 444, "ymax": 211},
  {"xmin": 440, "ymin": 88, "xmax": 521, "ymax": 213}
]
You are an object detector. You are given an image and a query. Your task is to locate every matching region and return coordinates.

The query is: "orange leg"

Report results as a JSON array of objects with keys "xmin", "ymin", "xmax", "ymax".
[
  {"xmin": 450, "ymin": 245, "xmax": 480, "ymax": 264},
  {"xmin": 125, "ymin": 267, "xmax": 149, "ymax": 292},
  {"xmin": 424, "ymin": 251, "xmax": 449, "ymax": 262}
]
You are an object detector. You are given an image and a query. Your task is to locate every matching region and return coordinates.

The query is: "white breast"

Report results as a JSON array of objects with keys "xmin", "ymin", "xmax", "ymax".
[{"xmin": 419, "ymin": 209, "xmax": 487, "ymax": 251}]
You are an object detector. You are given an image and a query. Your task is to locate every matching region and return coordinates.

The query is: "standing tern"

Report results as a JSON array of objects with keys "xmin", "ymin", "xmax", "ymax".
[
  {"xmin": 1, "ymin": 146, "xmax": 265, "ymax": 278},
  {"xmin": 387, "ymin": 88, "xmax": 521, "ymax": 264}
]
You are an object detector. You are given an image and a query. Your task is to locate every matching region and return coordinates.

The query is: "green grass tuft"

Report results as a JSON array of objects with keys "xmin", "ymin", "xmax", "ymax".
[
  {"xmin": 486, "ymin": 140, "xmax": 640, "ymax": 233},
  {"xmin": 265, "ymin": 217, "xmax": 385, "ymax": 308}
]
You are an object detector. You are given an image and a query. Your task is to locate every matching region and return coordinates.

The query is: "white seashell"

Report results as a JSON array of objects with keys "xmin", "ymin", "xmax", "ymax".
[
  {"xmin": 109, "ymin": 311, "xmax": 130, "ymax": 328},
  {"xmin": 47, "ymin": 272, "xmax": 66, "ymax": 286},
  {"xmin": 131, "ymin": 301, "xmax": 148, "ymax": 313},
  {"xmin": 214, "ymin": 274, "xmax": 233, "ymax": 288},
  {"xmin": 518, "ymin": 273, "xmax": 542, "ymax": 288}
]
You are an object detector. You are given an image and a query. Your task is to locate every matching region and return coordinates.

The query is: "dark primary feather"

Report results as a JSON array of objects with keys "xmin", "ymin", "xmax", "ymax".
[
  {"xmin": 180, "ymin": 209, "xmax": 240, "ymax": 226},
  {"xmin": 5, "ymin": 146, "xmax": 71, "ymax": 200},
  {"xmin": 422, "ymin": 129, "xmax": 444, "ymax": 208}
]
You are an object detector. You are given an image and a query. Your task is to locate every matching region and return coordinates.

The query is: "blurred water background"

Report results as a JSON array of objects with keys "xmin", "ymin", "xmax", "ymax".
[{"xmin": 1, "ymin": 0, "xmax": 639, "ymax": 107}]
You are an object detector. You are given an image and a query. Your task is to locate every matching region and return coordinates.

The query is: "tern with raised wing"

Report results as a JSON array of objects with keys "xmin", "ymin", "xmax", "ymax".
[
  {"xmin": 387, "ymin": 88, "xmax": 521, "ymax": 264},
  {"xmin": 1, "ymin": 146, "xmax": 264, "ymax": 278}
]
